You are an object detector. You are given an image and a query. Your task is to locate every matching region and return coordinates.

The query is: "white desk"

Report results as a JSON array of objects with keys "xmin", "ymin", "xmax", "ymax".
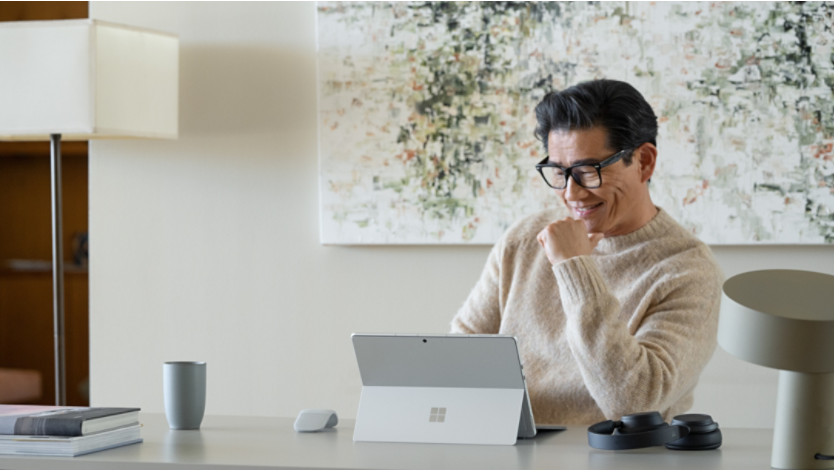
[{"xmin": 0, "ymin": 413, "xmax": 774, "ymax": 469}]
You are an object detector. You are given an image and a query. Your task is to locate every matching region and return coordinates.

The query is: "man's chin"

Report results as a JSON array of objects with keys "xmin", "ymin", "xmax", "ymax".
[
  {"xmin": 563, "ymin": 201, "xmax": 607, "ymax": 233},
  {"xmin": 583, "ymin": 221, "xmax": 601, "ymax": 234},
  {"xmin": 580, "ymin": 215, "xmax": 608, "ymax": 235}
]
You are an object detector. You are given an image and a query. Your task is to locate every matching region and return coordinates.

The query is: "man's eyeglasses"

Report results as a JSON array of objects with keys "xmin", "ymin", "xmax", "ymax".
[{"xmin": 535, "ymin": 148, "xmax": 634, "ymax": 190}]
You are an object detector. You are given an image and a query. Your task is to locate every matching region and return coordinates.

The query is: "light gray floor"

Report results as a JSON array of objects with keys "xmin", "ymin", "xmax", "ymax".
[{"xmin": 0, "ymin": 413, "xmax": 774, "ymax": 470}]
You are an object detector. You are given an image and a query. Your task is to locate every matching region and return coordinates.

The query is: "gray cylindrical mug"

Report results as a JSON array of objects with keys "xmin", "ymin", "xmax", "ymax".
[{"xmin": 163, "ymin": 361, "xmax": 206, "ymax": 430}]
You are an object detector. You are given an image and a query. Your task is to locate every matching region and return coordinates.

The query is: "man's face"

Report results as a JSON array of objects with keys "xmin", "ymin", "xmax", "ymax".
[{"xmin": 546, "ymin": 127, "xmax": 652, "ymax": 236}]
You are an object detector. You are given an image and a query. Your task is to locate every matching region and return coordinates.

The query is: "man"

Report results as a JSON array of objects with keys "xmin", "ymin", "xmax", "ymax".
[{"xmin": 451, "ymin": 79, "xmax": 723, "ymax": 425}]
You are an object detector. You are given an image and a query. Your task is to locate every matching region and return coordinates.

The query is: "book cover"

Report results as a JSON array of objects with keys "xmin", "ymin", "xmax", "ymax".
[{"xmin": 0, "ymin": 405, "xmax": 140, "ymax": 437}]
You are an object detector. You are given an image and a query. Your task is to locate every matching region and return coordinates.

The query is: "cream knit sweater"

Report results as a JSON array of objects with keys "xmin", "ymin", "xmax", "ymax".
[{"xmin": 451, "ymin": 206, "xmax": 723, "ymax": 425}]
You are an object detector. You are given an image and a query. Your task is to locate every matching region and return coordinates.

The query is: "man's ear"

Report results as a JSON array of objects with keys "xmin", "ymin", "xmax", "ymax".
[{"xmin": 635, "ymin": 143, "xmax": 658, "ymax": 184}]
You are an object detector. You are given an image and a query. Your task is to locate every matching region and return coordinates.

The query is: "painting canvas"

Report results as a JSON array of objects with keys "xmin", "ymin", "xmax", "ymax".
[{"xmin": 317, "ymin": 2, "xmax": 834, "ymax": 244}]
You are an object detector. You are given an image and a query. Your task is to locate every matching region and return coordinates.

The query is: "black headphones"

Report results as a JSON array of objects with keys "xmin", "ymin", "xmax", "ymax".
[{"xmin": 587, "ymin": 412, "xmax": 722, "ymax": 451}]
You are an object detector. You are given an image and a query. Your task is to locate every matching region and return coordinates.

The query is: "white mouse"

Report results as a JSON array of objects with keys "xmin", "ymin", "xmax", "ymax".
[{"xmin": 294, "ymin": 409, "xmax": 338, "ymax": 432}]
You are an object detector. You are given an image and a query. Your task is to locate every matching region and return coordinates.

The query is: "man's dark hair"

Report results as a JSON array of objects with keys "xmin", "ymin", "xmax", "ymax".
[{"xmin": 533, "ymin": 79, "xmax": 658, "ymax": 165}]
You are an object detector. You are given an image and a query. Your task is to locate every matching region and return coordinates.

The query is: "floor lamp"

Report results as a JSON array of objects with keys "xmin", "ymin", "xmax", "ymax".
[{"xmin": 0, "ymin": 19, "xmax": 179, "ymax": 405}]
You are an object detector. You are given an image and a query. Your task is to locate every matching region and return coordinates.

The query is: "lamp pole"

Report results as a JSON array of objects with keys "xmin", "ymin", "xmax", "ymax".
[{"xmin": 50, "ymin": 133, "xmax": 66, "ymax": 406}]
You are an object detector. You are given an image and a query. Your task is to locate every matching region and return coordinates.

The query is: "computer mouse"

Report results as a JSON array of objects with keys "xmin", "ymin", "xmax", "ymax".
[{"xmin": 294, "ymin": 409, "xmax": 338, "ymax": 432}]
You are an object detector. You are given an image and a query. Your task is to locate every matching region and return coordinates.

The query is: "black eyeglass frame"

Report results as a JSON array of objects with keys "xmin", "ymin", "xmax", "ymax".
[{"xmin": 535, "ymin": 148, "xmax": 635, "ymax": 189}]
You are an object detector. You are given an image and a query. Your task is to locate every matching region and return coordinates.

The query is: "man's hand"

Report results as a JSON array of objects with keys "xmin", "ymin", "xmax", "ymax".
[{"xmin": 536, "ymin": 218, "xmax": 604, "ymax": 265}]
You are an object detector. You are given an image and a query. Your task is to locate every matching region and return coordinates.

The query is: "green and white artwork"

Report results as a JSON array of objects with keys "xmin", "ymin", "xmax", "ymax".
[{"xmin": 317, "ymin": 2, "xmax": 834, "ymax": 244}]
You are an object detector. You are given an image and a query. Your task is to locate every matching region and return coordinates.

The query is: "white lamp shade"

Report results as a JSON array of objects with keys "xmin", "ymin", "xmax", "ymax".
[
  {"xmin": 0, "ymin": 19, "xmax": 178, "ymax": 141},
  {"xmin": 718, "ymin": 269, "xmax": 834, "ymax": 373}
]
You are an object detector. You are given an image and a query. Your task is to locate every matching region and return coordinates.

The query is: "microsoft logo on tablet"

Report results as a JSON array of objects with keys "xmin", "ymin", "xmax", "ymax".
[{"xmin": 429, "ymin": 407, "xmax": 446, "ymax": 423}]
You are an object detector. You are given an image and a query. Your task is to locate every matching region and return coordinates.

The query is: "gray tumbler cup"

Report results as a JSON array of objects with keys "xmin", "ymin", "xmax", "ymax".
[{"xmin": 163, "ymin": 361, "xmax": 206, "ymax": 430}]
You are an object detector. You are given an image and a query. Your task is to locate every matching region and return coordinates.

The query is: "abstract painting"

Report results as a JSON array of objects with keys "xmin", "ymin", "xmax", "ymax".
[{"xmin": 317, "ymin": 2, "xmax": 834, "ymax": 244}]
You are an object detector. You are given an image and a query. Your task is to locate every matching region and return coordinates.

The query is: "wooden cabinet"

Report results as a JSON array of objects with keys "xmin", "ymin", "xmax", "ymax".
[
  {"xmin": 0, "ymin": 1, "xmax": 90, "ymax": 406},
  {"xmin": 0, "ymin": 146, "xmax": 90, "ymax": 407},
  {"xmin": 0, "ymin": 145, "xmax": 90, "ymax": 406},
  {"xmin": 0, "ymin": 268, "xmax": 88, "ymax": 406},
  {"xmin": 0, "ymin": 2, "xmax": 88, "ymax": 21}
]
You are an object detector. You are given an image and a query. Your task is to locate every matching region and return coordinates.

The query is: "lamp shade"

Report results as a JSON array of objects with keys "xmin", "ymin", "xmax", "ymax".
[
  {"xmin": 0, "ymin": 19, "xmax": 178, "ymax": 141},
  {"xmin": 718, "ymin": 269, "xmax": 834, "ymax": 373}
]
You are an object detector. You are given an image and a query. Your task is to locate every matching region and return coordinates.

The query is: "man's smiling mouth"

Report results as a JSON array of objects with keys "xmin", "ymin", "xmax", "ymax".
[{"xmin": 572, "ymin": 202, "xmax": 603, "ymax": 216}]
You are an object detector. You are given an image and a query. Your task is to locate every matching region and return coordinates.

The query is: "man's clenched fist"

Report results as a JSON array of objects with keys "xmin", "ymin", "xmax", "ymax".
[{"xmin": 536, "ymin": 218, "xmax": 604, "ymax": 265}]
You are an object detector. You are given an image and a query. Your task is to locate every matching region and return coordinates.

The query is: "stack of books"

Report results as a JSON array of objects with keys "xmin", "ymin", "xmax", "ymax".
[{"xmin": 0, "ymin": 405, "xmax": 141, "ymax": 457}]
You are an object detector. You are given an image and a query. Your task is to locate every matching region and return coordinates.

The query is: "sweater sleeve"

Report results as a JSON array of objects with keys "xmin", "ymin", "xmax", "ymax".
[
  {"xmin": 450, "ymin": 238, "xmax": 504, "ymax": 334},
  {"xmin": 552, "ymin": 254, "xmax": 721, "ymax": 420}
]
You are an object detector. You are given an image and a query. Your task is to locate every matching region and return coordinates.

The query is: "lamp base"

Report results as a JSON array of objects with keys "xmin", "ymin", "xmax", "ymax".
[{"xmin": 772, "ymin": 371, "xmax": 834, "ymax": 469}]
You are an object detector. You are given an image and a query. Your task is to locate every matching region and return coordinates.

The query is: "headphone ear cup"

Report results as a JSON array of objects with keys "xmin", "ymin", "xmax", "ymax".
[
  {"xmin": 665, "ymin": 414, "xmax": 722, "ymax": 450},
  {"xmin": 618, "ymin": 411, "xmax": 666, "ymax": 434}
]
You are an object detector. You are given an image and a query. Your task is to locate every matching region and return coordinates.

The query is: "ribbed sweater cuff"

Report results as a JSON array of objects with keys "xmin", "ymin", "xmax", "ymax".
[{"xmin": 552, "ymin": 255, "xmax": 607, "ymax": 309}]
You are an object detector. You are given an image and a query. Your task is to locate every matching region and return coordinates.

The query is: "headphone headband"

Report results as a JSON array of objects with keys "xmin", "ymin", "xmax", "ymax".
[{"xmin": 587, "ymin": 419, "xmax": 690, "ymax": 450}]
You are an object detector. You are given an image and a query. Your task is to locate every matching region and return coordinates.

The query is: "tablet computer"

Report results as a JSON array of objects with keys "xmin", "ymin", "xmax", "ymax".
[{"xmin": 352, "ymin": 333, "xmax": 560, "ymax": 445}]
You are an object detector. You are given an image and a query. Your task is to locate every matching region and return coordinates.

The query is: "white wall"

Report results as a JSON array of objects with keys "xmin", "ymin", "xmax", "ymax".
[{"xmin": 89, "ymin": 2, "xmax": 834, "ymax": 428}]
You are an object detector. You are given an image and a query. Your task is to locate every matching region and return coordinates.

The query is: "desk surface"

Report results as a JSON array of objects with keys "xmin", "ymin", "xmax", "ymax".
[{"xmin": 0, "ymin": 413, "xmax": 773, "ymax": 470}]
